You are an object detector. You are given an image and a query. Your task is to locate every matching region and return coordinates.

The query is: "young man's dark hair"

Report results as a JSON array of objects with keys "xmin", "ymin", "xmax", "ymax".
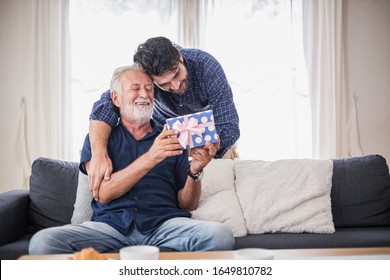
[{"xmin": 134, "ymin": 36, "xmax": 181, "ymax": 76}]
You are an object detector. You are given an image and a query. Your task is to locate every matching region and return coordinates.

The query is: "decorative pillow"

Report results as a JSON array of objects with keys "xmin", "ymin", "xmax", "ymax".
[
  {"xmin": 234, "ymin": 158, "xmax": 335, "ymax": 234},
  {"xmin": 28, "ymin": 157, "xmax": 79, "ymax": 233},
  {"xmin": 71, "ymin": 171, "xmax": 93, "ymax": 224},
  {"xmin": 331, "ymin": 154, "xmax": 390, "ymax": 227},
  {"xmin": 191, "ymin": 159, "xmax": 247, "ymax": 237}
]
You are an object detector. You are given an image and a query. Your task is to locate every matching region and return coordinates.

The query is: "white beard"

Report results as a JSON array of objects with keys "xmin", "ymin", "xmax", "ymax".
[{"xmin": 120, "ymin": 98, "xmax": 153, "ymax": 125}]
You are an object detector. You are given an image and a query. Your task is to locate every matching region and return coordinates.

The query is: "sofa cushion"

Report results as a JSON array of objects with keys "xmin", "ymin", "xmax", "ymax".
[
  {"xmin": 71, "ymin": 171, "xmax": 93, "ymax": 224},
  {"xmin": 71, "ymin": 159, "xmax": 248, "ymax": 237},
  {"xmin": 235, "ymin": 158, "xmax": 335, "ymax": 234},
  {"xmin": 191, "ymin": 159, "xmax": 247, "ymax": 237},
  {"xmin": 28, "ymin": 157, "xmax": 79, "ymax": 233},
  {"xmin": 331, "ymin": 154, "xmax": 390, "ymax": 228},
  {"xmin": 234, "ymin": 227, "xmax": 390, "ymax": 249}
]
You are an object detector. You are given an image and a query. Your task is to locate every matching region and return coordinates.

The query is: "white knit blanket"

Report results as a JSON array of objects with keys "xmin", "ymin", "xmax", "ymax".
[{"xmin": 235, "ymin": 159, "xmax": 335, "ymax": 234}]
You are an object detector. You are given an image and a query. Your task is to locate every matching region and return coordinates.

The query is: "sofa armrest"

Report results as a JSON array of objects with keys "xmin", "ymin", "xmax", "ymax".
[{"xmin": 0, "ymin": 189, "xmax": 29, "ymax": 246}]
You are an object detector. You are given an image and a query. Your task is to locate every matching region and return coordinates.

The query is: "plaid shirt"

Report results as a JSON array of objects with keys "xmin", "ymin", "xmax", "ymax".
[{"xmin": 90, "ymin": 48, "xmax": 240, "ymax": 158}]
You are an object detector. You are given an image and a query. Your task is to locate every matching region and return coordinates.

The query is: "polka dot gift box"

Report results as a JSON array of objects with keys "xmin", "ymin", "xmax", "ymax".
[{"xmin": 166, "ymin": 110, "xmax": 219, "ymax": 149}]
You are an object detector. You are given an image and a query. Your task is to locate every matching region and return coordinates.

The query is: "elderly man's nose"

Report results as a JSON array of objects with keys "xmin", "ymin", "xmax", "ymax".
[{"xmin": 138, "ymin": 88, "xmax": 148, "ymax": 97}]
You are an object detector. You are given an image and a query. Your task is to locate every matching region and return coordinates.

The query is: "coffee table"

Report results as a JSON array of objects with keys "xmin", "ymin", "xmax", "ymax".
[{"xmin": 18, "ymin": 247, "xmax": 390, "ymax": 260}]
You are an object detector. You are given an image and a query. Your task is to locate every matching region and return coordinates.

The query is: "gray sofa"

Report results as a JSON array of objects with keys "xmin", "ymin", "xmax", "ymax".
[{"xmin": 1, "ymin": 154, "xmax": 390, "ymax": 260}]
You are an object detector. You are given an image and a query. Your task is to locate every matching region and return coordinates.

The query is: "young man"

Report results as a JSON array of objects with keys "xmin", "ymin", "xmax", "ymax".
[
  {"xmin": 88, "ymin": 37, "xmax": 240, "ymax": 199},
  {"xmin": 28, "ymin": 64, "xmax": 234, "ymax": 254}
]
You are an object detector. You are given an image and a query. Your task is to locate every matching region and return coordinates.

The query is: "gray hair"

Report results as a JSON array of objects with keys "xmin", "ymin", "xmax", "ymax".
[{"xmin": 110, "ymin": 63, "xmax": 146, "ymax": 95}]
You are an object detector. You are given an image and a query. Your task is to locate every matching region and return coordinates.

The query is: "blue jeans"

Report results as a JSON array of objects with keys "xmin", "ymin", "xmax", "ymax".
[{"xmin": 28, "ymin": 218, "xmax": 235, "ymax": 254}]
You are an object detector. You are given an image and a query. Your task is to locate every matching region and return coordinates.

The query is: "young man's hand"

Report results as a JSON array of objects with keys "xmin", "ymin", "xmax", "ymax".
[
  {"xmin": 189, "ymin": 141, "xmax": 216, "ymax": 173},
  {"xmin": 88, "ymin": 153, "xmax": 112, "ymax": 200},
  {"xmin": 88, "ymin": 120, "xmax": 113, "ymax": 200}
]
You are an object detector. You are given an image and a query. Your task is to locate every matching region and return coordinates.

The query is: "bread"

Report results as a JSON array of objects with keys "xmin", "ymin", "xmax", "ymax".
[{"xmin": 67, "ymin": 247, "xmax": 108, "ymax": 260}]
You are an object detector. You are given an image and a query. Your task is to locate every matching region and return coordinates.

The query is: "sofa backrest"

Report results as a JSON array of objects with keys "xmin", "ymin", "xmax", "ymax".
[
  {"xmin": 27, "ymin": 155, "xmax": 390, "ymax": 235},
  {"xmin": 192, "ymin": 155, "xmax": 390, "ymax": 236},
  {"xmin": 28, "ymin": 157, "xmax": 79, "ymax": 234},
  {"xmin": 331, "ymin": 154, "xmax": 390, "ymax": 228}
]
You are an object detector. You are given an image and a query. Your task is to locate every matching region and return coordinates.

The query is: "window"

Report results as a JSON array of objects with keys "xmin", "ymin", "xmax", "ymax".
[
  {"xmin": 69, "ymin": 0, "xmax": 178, "ymax": 160},
  {"xmin": 202, "ymin": 0, "xmax": 310, "ymax": 160},
  {"xmin": 69, "ymin": 0, "xmax": 310, "ymax": 161}
]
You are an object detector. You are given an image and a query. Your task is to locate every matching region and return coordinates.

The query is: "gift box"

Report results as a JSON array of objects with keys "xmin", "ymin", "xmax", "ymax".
[{"xmin": 166, "ymin": 110, "xmax": 218, "ymax": 149}]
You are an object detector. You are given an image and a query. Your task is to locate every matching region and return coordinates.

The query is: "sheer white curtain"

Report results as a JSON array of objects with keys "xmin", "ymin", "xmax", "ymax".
[
  {"xmin": 15, "ymin": 0, "xmax": 69, "ymax": 187},
  {"xmin": 32, "ymin": 0, "xmax": 69, "ymax": 157},
  {"xmin": 177, "ymin": 0, "xmax": 205, "ymax": 48},
  {"xmin": 302, "ymin": 0, "xmax": 362, "ymax": 159}
]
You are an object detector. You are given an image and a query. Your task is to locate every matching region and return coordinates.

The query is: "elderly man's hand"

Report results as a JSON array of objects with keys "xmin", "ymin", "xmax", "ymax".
[{"xmin": 146, "ymin": 125, "xmax": 183, "ymax": 164}]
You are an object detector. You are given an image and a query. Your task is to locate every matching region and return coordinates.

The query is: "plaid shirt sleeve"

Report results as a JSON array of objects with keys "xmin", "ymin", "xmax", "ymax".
[
  {"xmin": 200, "ymin": 53, "xmax": 240, "ymax": 158},
  {"xmin": 89, "ymin": 90, "xmax": 119, "ymax": 128}
]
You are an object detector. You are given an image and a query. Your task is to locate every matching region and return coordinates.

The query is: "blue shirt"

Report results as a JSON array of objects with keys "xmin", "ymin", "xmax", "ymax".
[
  {"xmin": 80, "ymin": 121, "xmax": 191, "ymax": 235},
  {"xmin": 90, "ymin": 48, "xmax": 240, "ymax": 158}
]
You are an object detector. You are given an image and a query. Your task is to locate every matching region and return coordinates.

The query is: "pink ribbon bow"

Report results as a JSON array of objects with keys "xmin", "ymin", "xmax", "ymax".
[{"xmin": 172, "ymin": 116, "xmax": 203, "ymax": 148}]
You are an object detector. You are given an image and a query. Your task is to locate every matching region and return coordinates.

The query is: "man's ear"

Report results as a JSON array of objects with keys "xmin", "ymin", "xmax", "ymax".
[{"xmin": 110, "ymin": 91, "xmax": 120, "ymax": 108}]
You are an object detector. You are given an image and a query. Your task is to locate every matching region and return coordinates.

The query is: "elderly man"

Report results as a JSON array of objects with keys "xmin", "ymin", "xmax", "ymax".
[{"xmin": 29, "ymin": 64, "xmax": 234, "ymax": 254}]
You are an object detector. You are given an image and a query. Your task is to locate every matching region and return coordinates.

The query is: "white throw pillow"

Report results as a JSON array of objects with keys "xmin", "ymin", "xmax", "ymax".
[
  {"xmin": 191, "ymin": 159, "xmax": 247, "ymax": 237},
  {"xmin": 234, "ymin": 158, "xmax": 335, "ymax": 234},
  {"xmin": 71, "ymin": 160, "xmax": 249, "ymax": 237},
  {"xmin": 71, "ymin": 171, "xmax": 93, "ymax": 224}
]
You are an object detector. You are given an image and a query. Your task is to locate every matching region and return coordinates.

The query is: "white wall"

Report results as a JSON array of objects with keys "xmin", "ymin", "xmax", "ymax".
[
  {"xmin": 0, "ymin": 0, "xmax": 389, "ymax": 193},
  {"xmin": 0, "ymin": 0, "xmax": 34, "ymax": 193},
  {"xmin": 344, "ymin": 0, "xmax": 390, "ymax": 163}
]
